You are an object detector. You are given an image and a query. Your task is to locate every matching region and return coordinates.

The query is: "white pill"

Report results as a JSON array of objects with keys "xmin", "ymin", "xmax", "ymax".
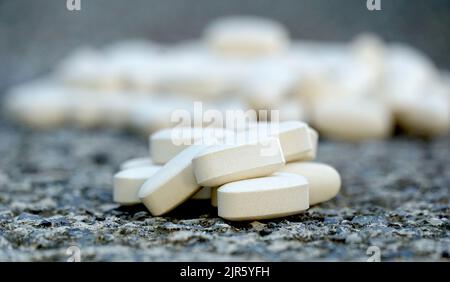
[
  {"xmin": 129, "ymin": 97, "xmax": 213, "ymax": 135},
  {"xmin": 204, "ymin": 16, "xmax": 289, "ymax": 56},
  {"xmin": 6, "ymin": 83, "xmax": 71, "ymax": 129},
  {"xmin": 298, "ymin": 128, "xmax": 319, "ymax": 161},
  {"xmin": 386, "ymin": 43, "xmax": 438, "ymax": 89},
  {"xmin": 278, "ymin": 101, "xmax": 307, "ymax": 122},
  {"xmin": 193, "ymin": 137, "xmax": 285, "ymax": 187},
  {"xmin": 243, "ymin": 67, "xmax": 296, "ymax": 110},
  {"xmin": 312, "ymin": 98, "xmax": 393, "ymax": 141},
  {"xmin": 129, "ymin": 103, "xmax": 173, "ymax": 135},
  {"xmin": 350, "ymin": 33, "xmax": 385, "ymax": 85},
  {"xmin": 244, "ymin": 121, "xmax": 314, "ymax": 162},
  {"xmin": 104, "ymin": 40, "xmax": 160, "ymax": 81},
  {"xmin": 150, "ymin": 127, "xmax": 234, "ymax": 164},
  {"xmin": 98, "ymin": 94, "xmax": 135, "ymax": 128},
  {"xmin": 57, "ymin": 47, "xmax": 123, "ymax": 91},
  {"xmin": 139, "ymin": 145, "xmax": 206, "ymax": 216},
  {"xmin": 394, "ymin": 92, "xmax": 450, "ymax": 137},
  {"xmin": 273, "ymin": 121, "xmax": 314, "ymax": 162},
  {"xmin": 69, "ymin": 93, "xmax": 103, "ymax": 128},
  {"xmin": 217, "ymin": 172, "xmax": 309, "ymax": 221},
  {"xmin": 120, "ymin": 157, "xmax": 153, "ymax": 170},
  {"xmin": 113, "ymin": 166, "xmax": 161, "ymax": 205},
  {"xmin": 278, "ymin": 162, "xmax": 341, "ymax": 205},
  {"xmin": 294, "ymin": 70, "xmax": 333, "ymax": 108},
  {"xmin": 154, "ymin": 52, "xmax": 232, "ymax": 98},
  {"xmin": 244, "ymin": 82, "xmax": 287, "ymax": 110},
  {"xmin": 191, "ymin": 187, "xmax": 211, "ymax": 200}
]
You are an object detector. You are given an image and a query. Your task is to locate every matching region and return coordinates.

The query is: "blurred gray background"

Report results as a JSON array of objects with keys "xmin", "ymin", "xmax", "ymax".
[{"xmin": 1, "ymin": 0, "xmax": 449, "ymax": 93}]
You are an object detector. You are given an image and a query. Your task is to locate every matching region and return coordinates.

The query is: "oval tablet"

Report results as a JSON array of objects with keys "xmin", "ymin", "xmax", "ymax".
[
  {"xmin": 193, "ymin": 137, "xmax": 285, "ymax": 187},
  {"xmin": 150, "ymin": 127, "xmax": 234, "ymax": 164},
  {"xmin": 278, "ymin": 101, "xmax": 307, "ymax": 122},
  {"xmin": 57, "ymin": 47, "xmax": 122, "ymax": 90},
  {"xmin": 129, "ymin": 97, "xmax": 196, "ymax": 135},
  {"xmin": 244, "ymin": 121, "xmax": 314, "ymax": 162},
  {"xmin": 394, "ymin": 93, "xmax": 450, "ymax": 137},
  {"xmin": 113, "ymin": 165, "xmax": 161, "ymax": 205},
  {"xmin": 204, "ymin": 16, "xmax": 289, "ymax": 56},
  {"xmin": 217, "ymin": 172, "xmax": 309, "ymax": 221},
  {"xmin": 70, "ymin": 93, "xmax": 103, "ymax": 129},
  {"xmin": 278, "ymin": 162, "xmax": 341, "ymax": 205},
  {"xmin": 6, "ymin": 84, "xmax": 72, "ymax": 129},
  {"xmin": 297, "ymin": 128, "xmax": 319, "ymax": 161},
  {"xmin": 139, "ymin": 145, "xmax": 206, "ymax": 216},
  {"xmin": 120, "ymin": 157, "xmax": 153, "ymax": 170},
  {"xmin": 312, "ymin": 98, "xmax": 393, "ymax": 141}
]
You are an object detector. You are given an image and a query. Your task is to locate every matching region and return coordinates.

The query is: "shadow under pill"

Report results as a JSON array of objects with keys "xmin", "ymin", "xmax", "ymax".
[
  {"xmin": 112, "ymin": 200, "xmax": 217, "ymax": 220},
  {"xmin": 163, "ymin": 200, "xmax": 217, "ymax": 219}
]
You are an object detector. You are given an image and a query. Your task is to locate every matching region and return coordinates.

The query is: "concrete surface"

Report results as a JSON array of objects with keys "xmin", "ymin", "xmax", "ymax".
[{"xmin": 0, "ymin": 119, "xmax": 448, "ymax": 261}]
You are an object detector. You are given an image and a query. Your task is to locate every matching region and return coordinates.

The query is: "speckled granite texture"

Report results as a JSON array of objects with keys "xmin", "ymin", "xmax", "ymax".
[{"xmin": 0, "ymin": 119, "xmax": 448, "ymax": 261}]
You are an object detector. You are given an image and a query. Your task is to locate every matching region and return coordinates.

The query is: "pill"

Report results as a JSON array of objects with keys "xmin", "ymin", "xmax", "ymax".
[
  {"xmin": 56, "ymin": 47, "xmax": 102, "ymax": 87},
  {"xmin": 387, "ymin": 43, "xmax": 438, "ymax": 88},
  {"xmin": 217, "ymin": 172, "xmax": 309, "ymax": 221},
  {"xmin": 350, "ymin": 33, "xmax": 385, "ymax": 84},
  {"xmin": 382, "ymin": 44, "xmax": 438, "ymax": 105},
  {"xmin": 120, "ymin": 157, "xmax": 153, "ymax": 170},
  {"xmin": 129, "ymin": 103, "xmax": 173, "ymax": 135},
  {"xmin": 98, "ymin": 94, "xmax": 135, "ymax": 128},
  {"xmin": 57, "ymin": 47, "xmax": 123, "ymax": 91},
  {"xmin": 394, "ymin": 92, "xmax": 450, "ymax": 137},
  {"xmin": 129, "ymin": 98, "xmax": 192, "ymax": 135},
  {"xmin": 297, "ymin": 128, "xmax": 319, "ymax": 161},
  {"xmin": 327, "ymin": 61, "xmax": 375, "ymax": 98},
  {"xmin": 207, "ymin": 99, "xmax": 254, "ymax": 131},
  {"xmin": 154, "ymin": 52, "xmax": 232, "ymax": 98},
  {"xmin": 312, "ymin": 98, "xmax": 393, "ymax": 141},
  {"xmin": 72, "ymin": 92, "xmax": 135, "ymax": 129},
  {"xmin": 274, "ymin": 121, "xmax": 314, "ymax": 162},
  {"xmin": 113, "ymin": 165, "xmax": 161, "ymax": 205},
  {"xmin": 6, "ymin": 83, "xmax": 71, "ymax": 129},
  {"xmin": 278, "ymin": 162, "xmax": 341, "ymax": 205},
  {"xmin": 150, "ymin": 127, "xmax": 234, "ymax": 164},
  {"xmin": 243, "ymin": 67, "xmax": 295, "ymax": 110},
  {"xmin": 278, "ymin": 101, "xmax": 307, "ymax": 122},
  {"xmin": 245, "ymin": 121, "xmax": 314, "ymax": 162},
  {"xmin": 204, "ymin": 16, "xmax": 289, "ymax": 56},
  {"xmin": 69, "ymin": 93, "xmax": 103, "ymax": 128},
  {"xmin": 191, "ymin": 187, "xmax": 211, "ymax": 200},
  {"xmin": 105, "ymin": 50, "xmax": 159, "ymax": 92},
  {"xmin": 193, "ymin": 137, "xmax": 285, "ymax": 187},
  {"xmin": 139, "ymin": 145, "xmax": 206, "ymax": 216},
  {"xmin": 244, "ymin": 82, "xmax": 287, "ymax": 110}
]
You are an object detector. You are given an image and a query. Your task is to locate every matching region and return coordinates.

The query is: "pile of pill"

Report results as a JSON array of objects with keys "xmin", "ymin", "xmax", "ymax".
[
  {"xmin": 4, "ymin": 15, "xmax": 450, "ymax": 141},
  {"xmin": 114, "ymin": 121, "xmax": 341, "ymax": 221}
]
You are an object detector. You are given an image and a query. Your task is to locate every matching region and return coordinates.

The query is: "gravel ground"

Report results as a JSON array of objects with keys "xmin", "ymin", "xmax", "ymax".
[{"xmin": 0, "ymin": 119, "xmax": 448, "ymax": 262}]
